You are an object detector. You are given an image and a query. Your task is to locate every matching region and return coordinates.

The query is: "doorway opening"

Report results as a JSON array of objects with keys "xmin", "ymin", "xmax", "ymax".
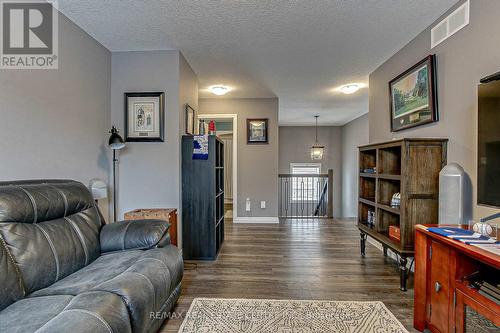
[{"xmin": 197, "ymin": 114, "xmax": 238, "ymax": 222}]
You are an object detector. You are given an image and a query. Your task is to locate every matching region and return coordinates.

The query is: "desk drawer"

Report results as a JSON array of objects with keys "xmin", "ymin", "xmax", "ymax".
[{"xmin": 429, "ymin": 241, "xmax": 451, "ymax": 333}]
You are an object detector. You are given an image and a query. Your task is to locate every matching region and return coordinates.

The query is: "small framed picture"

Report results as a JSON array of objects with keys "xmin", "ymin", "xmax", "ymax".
[
  {"xmin": 125, "ymin": 92, "xmax": 165, "ymax": 142},
  {"xmin": 389, "ymin": 55, "xmax": 438, "ymax": 132},
  {"xmin": 247, "ymin": 118, "xmax": 268, "ymax": 144},
  {"xmin": 185, "ymin": 104, "xmax": 195, "ymax": 135}
]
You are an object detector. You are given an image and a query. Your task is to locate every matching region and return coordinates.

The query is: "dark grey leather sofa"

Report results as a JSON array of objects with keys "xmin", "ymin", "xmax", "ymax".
[{"xmin": 0, "ymin": 180, "xmax": 183, "ymax": 333}]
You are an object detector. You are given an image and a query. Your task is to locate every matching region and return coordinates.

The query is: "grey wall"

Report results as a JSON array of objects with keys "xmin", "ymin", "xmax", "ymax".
[
  {"xmin": 0, "ymin": 13, "xmax": 111, "ymax": 219},
  {"xmin": 111, "ymin": 51, "xmax": 181, "ymax": 221},
  {"xmin": 369, "ymin": 0, "xmax": 500, "ymax": 220},
  {"xmin": 279, "ymin": 126, "xmax": 343, "ymax": 217},
  {"xmin": 341, "ymin": 114, "xmax": 369, "ymax": 218},
  {"xmin": 199, "ymin": 98, "xmax": 279, "ymax": 218},
  {"xmin": 178, "ymin": 53, "xmax": 199, "ymax": 246}
]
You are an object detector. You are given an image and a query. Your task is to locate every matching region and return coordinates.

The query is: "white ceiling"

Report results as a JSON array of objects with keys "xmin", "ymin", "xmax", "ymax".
[{"xmin": 58, "ymin": 0, "xmax": 458, "ymax": 126}]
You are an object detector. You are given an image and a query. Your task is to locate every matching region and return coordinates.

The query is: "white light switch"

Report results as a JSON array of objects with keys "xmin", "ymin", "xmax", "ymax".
[
  {"xmin": 246, "ymin": 198, "xmax": 251, "ymax": 212},
  {"xmin": 260, "ymin": 201, "xmax": 266, "ymax": 209}
]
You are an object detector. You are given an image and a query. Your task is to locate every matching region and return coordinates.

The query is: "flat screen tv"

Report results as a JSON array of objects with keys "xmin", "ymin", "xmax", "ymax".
[{"xmin": 478, "ymin": 73, "xmax": 500, "ymax": 207}]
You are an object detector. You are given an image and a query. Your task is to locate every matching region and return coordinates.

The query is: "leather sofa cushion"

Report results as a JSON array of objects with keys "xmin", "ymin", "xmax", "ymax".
[
  {"xmin": 0, "ymin": 207, "xmax": 101, "ymax": 293},
  {"xmin": 0, "ymin": 292, "xmax": 131, "ymax": 333},
  {"xmin": 31, "ymin": 246, "xmax": 183, "ymax": 333},
  {"xmin": 0, "ymin": 181, "xmax": 95, "ymax": 224},
  {"xmin": 0, "ymin": 235, "xmax": 24, "ymax": 311},
  {"xmin": 100, "ymin": 219, "xmax": 170, "ymax": 253},
  {"xmin": 0, "ymin": 295, "xmax": 73, "ymax": 333}
]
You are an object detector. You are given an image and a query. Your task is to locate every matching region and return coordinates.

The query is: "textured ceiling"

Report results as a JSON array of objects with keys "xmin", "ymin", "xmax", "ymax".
[{"xmin": 58, "ymin": 0, "xmax": 458, "ymax": 125}]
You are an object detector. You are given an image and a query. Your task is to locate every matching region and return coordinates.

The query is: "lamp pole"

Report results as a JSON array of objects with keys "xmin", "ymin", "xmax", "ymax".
[
  {"xmin": 113, "ymin": 149, "xmax": 117, "ymax": 222},
  {"xmin": 108, "ymin": 126, "xmax": 125, "ymax": 222}
]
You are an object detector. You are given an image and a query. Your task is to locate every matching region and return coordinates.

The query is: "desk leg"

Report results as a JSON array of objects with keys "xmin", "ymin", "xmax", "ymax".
[
  {"xmin": 360, "ymin": 232, "xmax": 367, "ymax": 257},
  {"xmin": 383, "ymin": 246, "xmax": 388, "ymax": 257},
  {"xmin": 399, "ymin": 256, "xmax": 408, "ymax": 291}
]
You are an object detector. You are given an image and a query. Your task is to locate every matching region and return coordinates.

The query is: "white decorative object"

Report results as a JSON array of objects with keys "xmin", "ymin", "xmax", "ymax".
[
  {"xmin": 391, "ymin": 192, "xmax": 401, "ymax": 208},
  {"xmin": 439, "ymin": 163, "xmax": 472, "ymax": 225},
  {"xmin": 473, "ymin": 222, "xmax": 493, "ymax": 237},
  {"xmin": 88, "ymin": 178, "xmax": 107, "ymax": 200}
]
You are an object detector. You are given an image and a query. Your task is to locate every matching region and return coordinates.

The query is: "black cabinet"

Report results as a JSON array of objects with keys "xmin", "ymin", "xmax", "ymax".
[{"xmin": 182, "ymin": 135, "xmax": 224, "ymax": 260}]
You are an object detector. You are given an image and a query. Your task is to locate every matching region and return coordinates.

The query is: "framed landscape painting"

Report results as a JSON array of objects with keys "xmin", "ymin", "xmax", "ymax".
[
  {"xmin": 389, "ymin": 55, "xmax": 438, "ymax": 132},
  {"xmin": 125, "ymin": 92, "xmax": 165, "ymax": 142}
]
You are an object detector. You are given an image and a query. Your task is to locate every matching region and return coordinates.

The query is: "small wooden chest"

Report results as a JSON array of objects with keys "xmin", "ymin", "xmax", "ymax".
[{"xmin": 124, "ymin": 208, "xmax": 178, "ymax": 246}]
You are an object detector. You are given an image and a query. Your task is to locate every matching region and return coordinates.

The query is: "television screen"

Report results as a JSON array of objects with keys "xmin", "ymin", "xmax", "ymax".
[{"xmin": 478, "ymin": 79, "xmax": 500, "ymax": 207}]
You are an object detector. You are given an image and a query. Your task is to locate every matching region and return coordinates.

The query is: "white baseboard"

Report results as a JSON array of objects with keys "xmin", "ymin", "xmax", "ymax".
[{"xmin": 233, "ymin": 217, "xmax": 279, "ymax": 224}]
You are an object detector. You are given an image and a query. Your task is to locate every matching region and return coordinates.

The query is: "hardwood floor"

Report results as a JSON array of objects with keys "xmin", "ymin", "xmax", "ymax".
[{"xmin": 160, "ymin": 218, "xmax": 417, "ymax": 332}]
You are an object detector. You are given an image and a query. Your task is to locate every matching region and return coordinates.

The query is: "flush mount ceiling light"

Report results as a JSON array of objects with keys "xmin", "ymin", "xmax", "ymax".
[
  {"xmin": 310, "ymin": 115, "xmax": 324, "ymax": 160},
  {"xmin": 209, "ymin": 85, "xmax": 232, "ymax": 96},
  {"xmin": 340, "ymin": 84, "xmax": 360, "ymax": 94}
]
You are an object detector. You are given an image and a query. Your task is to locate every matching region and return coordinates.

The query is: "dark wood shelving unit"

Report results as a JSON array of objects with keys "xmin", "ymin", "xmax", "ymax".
[
  {"xmin": 182, "ymin": 135, "xmax": 224, "ymax": 260},
  {"xmin": 358, "ymin": 138, "xmax": 448, "ymax": 291}
]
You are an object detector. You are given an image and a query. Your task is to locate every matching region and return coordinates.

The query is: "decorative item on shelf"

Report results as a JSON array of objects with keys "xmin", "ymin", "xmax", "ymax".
[
  {"xmin": 389, "ymin": 55, "xmax": 438, "ymax": 132},
  {"xmin": 389, "ymin": 225, "xmax": 401, "ymax": 242},
  {"xmin": 199, "ymin": 119, "xmax": 206, "ymax": 135},
  {"xmin": 124, "ymin": 92, "xmax": 165, "ymax": 142},
  {"xmin": 367, "ymin": 209, "xmax": 375, "ymax": 228},
  {"xmin": 108, "ymin": 126, "xmax": 126, "ymax": 222},
  {"xmin": 310, "ymin": 115, "xmax": 324, "ymax": 160},
  {"xmin": 208, "ymin": 120, "xmax": 216, "ymax": 135},
  {"xmin": 192, "ymin": 135, "xmax": 209, "ymax": 160},
  {"xmin": 185, "ymin": 104, "xmax": 195, "ymax": 135},
  {"xmin": 247, "ymin": 118, "xmax": 269, "ymax": 144},
  {"xmin": 363, "ymin": 167, "xmax": 377, "ymax": 174},
  {"xmin": 391, "ymin": 193, "xmax": 401, "ymax": 208}
]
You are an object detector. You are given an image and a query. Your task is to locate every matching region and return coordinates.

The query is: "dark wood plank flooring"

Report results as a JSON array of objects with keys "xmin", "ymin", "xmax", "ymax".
[{"xmin": 160, "ymin": 219, "xmax": 417, "ymax": 332}]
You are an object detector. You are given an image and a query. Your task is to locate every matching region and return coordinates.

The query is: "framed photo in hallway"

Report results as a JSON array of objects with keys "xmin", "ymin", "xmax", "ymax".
[
  {"xmin": 124, "ymin": 92, "xmax": 165, "ymax": 142},
  {"xmin": 247, "ymin": 118, "xmax": 268, "ymax": 144},
  {"xmin": 185, "ymin": 104, "xmax": 195, "ymax": 135},
  {"xmin": 389, "ymin": 55, "xmax": 438, "ymax": 132}
]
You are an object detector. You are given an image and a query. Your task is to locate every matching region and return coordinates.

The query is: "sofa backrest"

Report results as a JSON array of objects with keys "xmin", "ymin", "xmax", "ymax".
[{"xmin": 0, "ymin": 180, "xmax": 102, "ymax": 299}]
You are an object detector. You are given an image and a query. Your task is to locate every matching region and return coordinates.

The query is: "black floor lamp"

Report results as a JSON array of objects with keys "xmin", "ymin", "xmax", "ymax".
[{"xmin": 108, "ymin": 126, "xmax": 125, "ymax": 222}]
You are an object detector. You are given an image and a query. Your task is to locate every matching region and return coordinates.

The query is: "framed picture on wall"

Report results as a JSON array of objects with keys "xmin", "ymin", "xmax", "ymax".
[
  {"xmin": 247, "ymin": 118, "xmax": 268, "ymax": 144},
  {"xmin": 185, "ymin": 104, "xmax": 195, "ymax": 135},
  {"xmin": 124, "ymin": 92, "xmax": 165, "ymax": 142},
  {"xmin": 389, "ymin": 54, "xmax": 438, "ymax": 132}
]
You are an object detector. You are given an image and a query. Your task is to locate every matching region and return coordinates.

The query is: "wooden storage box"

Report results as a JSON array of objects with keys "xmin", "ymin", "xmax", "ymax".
[{"xmin": 124, "ymin": 208, "xmax": 178, "ymax": 246}]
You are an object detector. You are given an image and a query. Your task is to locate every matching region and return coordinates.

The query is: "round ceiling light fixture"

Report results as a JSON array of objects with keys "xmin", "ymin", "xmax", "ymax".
[
  {"xmin": 209, "ymin": 85, "xmax": 232, "ymax": 96},
  {"xmin": 340, "ymin": 84, "xmax": 360, "ymax": 94}
]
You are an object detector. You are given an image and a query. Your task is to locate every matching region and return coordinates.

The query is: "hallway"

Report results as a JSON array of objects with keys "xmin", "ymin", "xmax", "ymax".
[{"xmin": 161, "ymin": 219, "xmax": 416, "ymax": 332}]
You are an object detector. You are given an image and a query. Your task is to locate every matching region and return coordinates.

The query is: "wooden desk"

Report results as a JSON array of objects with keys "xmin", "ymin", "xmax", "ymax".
[
  {"xmin": 414, "ymin": 224, "xmax": 499, "ymax": 333},
  {"xmin": 124, "ymin": 208, "xmax": 178, "ymax": 246}
]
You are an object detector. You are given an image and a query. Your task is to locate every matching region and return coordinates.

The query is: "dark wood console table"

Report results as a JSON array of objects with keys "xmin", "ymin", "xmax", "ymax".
[{"xmin": 414, "ymin": 224, "xmax": 499, "ymax": 333}]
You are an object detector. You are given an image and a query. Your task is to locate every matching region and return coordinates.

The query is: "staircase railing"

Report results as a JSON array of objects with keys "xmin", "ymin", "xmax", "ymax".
[{"xmin": 278, "ymin": 169, "xmax": 333, "ymax": 218}]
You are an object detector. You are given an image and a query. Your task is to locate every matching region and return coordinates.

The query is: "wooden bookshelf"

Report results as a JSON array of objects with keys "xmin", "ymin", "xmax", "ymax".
[{"xmin": 358, "ymin": 138, "xmax": 448, "ymax": 291}]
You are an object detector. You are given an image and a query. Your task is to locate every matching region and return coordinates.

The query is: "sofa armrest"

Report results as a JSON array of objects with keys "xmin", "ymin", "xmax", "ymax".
[{"xmin": 100, "ymin": 219, "xmax": 170, "ymax": 253}]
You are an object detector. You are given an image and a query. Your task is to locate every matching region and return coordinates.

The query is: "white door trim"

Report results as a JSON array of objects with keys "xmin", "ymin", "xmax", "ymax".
[{"xmin": 197, "ymin": 113, "xmax": 238, "ymax": 219}]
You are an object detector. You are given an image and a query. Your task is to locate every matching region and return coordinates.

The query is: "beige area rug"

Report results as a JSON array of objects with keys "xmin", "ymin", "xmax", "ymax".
[{"xmin": 178, "ymin": 298, "xmax": 409, "ymax": 333}]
